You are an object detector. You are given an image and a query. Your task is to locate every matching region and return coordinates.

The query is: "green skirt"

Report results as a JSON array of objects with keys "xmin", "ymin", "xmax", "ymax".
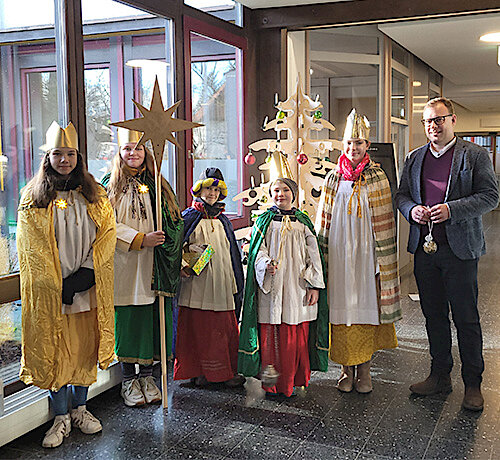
[{"xmin": 114, "ymin": 298, "xmax": 173, "ymax": 365}]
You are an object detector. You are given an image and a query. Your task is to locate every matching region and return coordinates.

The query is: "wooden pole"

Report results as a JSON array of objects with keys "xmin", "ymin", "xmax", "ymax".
[{"xmin": 154, "ymin": 156, "xmax": 169, "ymax": 409}]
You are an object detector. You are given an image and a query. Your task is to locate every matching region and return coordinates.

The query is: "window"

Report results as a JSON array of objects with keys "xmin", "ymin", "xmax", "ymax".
[
  {"xmin": 0, "ymin": 0, "xmax": 58, "ymax": 392},
  {"xmin": 81, "ymin": 0, "xmax": 175, "ymax": 185},
  {"xmin": 185, "ymin": 18, "xmax": 246, "ymax": 219},
  {"xmin": 185, "ymin": 0, "xmax": 243, "ymax": 27}
]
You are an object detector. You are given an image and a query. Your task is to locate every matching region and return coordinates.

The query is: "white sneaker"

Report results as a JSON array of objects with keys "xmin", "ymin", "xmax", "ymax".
[
  {"xmin": 70, "ymin": 405, "xmax": 102, "ymax": 434},
  {"xmin": 139, "ymin": 376, "xmax": 162, "ymax": 404},
  {"xmin": 121, "ymin": 378, "xmax": 146, "ymax": 407},
  {"xmin": 42, "ymin": 414, "xmax": 71, "ymax": 448}
]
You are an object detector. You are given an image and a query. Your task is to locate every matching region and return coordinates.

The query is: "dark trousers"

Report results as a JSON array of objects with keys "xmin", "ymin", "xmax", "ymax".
[{"xmin": 414, "ymin": 244, "xmax": 483, "ymax": 387}]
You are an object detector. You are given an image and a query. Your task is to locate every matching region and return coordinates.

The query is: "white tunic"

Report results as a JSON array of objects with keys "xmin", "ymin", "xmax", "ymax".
[
  {"xmin": 53, "ymin": 190, "xmax": 97, "ymax": 315},
  {"xmin": 255, "ymin": 217, "xmax": 325, "ymax": 325},
  {"xmin": 179, "ymin": 219, "xmax": 236, "ymax": 311},
  {"xmin": 328, "ymin": 179, "xmax": 379, "ymax": 326},
  {"xmin": 113, "ymin": 179, "xmax": 156, "ymax": 306}
]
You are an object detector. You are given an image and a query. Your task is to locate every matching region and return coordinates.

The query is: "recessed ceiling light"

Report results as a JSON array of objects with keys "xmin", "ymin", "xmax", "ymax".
[
  {"xmin": 480, "ymin": 32, "xmax": 500, "ymax": 42},
  {"xmin": 413, "ymin": 81, "xmax": 422, "ymax": 87}
]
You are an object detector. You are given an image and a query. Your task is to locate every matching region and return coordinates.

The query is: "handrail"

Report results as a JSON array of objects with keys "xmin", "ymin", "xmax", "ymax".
[{"xmin": 0, "ymin": 273, "xmax": 21, "ymax": 304}]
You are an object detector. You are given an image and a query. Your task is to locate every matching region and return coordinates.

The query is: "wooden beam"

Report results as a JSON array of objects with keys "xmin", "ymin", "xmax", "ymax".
[
  {"xmin": 0, "ymin": 273, "xmax": 20, "ymax": 304},
  {"xmin": 251, "ymin": 0, "xmax": 500, "ymax": 30}
]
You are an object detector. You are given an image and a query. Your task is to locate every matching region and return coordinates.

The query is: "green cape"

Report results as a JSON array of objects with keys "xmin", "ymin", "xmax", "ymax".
[
  {"xmin": 102, "ymin": 171, "xmax": 183, "ymax": 297},
  {"xmin": 237, "ymin": 208, "xmax": 329, "ymax": 377}
]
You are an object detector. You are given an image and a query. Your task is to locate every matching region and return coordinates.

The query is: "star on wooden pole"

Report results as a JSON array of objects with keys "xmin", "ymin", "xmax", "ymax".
[
  {"xmin": 109, "ymin": 76, "xmax": 202, "ymax": 410},
  {"xmin": 110, "ymin": 76, "xmax": 203, "ymax": 169}
]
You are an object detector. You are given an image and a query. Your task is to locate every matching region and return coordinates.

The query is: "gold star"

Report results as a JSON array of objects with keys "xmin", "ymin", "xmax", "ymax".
[
  {"xmin": 138, "ymin": 183, "xmax": 149, "ymax": 194},
  {"xmin": 110, "ymin": 77, "xmax": 203, "ymax": 169},
  {"xmin": 55, "ymin": 198, "xmax": 68, "ymax": 210}
]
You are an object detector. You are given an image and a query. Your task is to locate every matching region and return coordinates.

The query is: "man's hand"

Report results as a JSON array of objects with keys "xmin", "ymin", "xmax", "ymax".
[
  {"xmin": 430, "ymin": 204, "xmax": 450, "ymax": 223},
  {"xmin": 411, "ymin": 205, "xmax": 431, "ymax": 224},
  {"xmin": 306, "ymin": 288, "xmax": 319, "ymax": 306}
]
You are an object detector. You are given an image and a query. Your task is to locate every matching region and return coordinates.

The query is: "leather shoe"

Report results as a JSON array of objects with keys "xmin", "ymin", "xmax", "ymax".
[
  {"xmin": 409, "ymin": 374, "xmax": 452, "ymax": 396},
  {"xmin": 462, "ymin": 386, "xmax": 484, "ymax": 411},
  {"xmin": 337, "ymin": 366, "xmax": 355, "ymax": 393}
]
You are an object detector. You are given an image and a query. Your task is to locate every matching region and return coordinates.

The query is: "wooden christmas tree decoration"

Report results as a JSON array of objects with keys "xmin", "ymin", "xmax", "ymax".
[
  {"xmin": 233, "ymin": 76, "xmax": 342, "ymax": 221},
  {"xmin": 111, "ymin": 77, "xmax": 202, "ymax": 409}
]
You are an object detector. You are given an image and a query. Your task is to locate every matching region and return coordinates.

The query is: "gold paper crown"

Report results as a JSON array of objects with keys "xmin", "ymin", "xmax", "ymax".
[
  {"xmin": 117, "ymin": 127, "xmax": 142, "ymax": 146},
  {"xmin": 43, "ymin": 121, "xmax": 79, "ymax": 151},
  {"xmin": 343, "ymin": 109, "xmax": 370, "ymax": 141}
]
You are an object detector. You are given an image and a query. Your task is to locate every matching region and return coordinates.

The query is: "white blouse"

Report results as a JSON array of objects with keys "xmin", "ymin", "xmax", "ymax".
[
  {"xmin": 113, "ymin": 178, "xmax": 156, "ymax": 306},
  {"xmin": 328, "ymin": 179, "xmax": 379, "ymax": 326},
  {"xmin": 179, "ymin": 219, "xmax": 237, "ymax": 311},
  {"xmin": 255, "ymin": 217, "xmax": 324, "ymax": 325},
  {"xmin": 53, "ymin": 190, "xmax": 97, "ymax": 315}
]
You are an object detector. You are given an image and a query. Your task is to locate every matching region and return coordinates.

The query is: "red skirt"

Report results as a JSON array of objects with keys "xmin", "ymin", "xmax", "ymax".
[
  {"xmin": 174, "ymin": 307, "xmax": 239, "ymax": 383},
  {"xmin": 260, "ymin": 322, "xmax": 310, "ymax": 397}
]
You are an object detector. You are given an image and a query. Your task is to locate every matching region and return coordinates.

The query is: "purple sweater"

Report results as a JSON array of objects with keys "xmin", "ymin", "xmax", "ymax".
[{"xmin": 420, "ymin": 146, "xmax": 454, "ymax": 244}]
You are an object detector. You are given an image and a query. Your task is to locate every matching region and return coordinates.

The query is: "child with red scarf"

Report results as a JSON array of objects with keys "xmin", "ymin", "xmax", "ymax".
[
  {"xmin": 174, "ymin": 168, "xmax": 245, "ymax": 388},
  {"xmin": 316, "ymin": 109, "xmax": 401, "ymax": 394}
]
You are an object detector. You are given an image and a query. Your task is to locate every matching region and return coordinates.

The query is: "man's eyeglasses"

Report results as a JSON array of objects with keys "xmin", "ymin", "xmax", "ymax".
[{"xmin": 421, "ymin": 114, "xmax": 454, "ymax": 126}]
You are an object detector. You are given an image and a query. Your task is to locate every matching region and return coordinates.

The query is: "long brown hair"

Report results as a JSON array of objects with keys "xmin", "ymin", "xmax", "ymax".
[
  {"xmin": 26, "ymin": 150, "xmax": 100, "ymax": 208},
  {"xmin": 106, "ymin": 147, "xmax": 181, "ymax": 220}
]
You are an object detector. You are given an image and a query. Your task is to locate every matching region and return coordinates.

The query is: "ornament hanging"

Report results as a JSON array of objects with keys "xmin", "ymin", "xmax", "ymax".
[
  {"xmin": 296, "ymin": 153, "xmax": 308, "ymax": 165},
  {"xmin": 244, "ymin": 152, "xmax": 256, "ymax": 165}
]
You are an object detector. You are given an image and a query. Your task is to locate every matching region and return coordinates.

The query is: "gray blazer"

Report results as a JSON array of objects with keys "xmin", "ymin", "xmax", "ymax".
[{"xmin": 395, "ymin": 137, "xmax": 499, "ymax": 260}]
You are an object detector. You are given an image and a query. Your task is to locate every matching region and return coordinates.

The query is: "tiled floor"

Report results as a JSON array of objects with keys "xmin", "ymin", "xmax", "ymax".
[{"xmin": 2, "ymin": 212, "xmax": 500, "ymax": 459}]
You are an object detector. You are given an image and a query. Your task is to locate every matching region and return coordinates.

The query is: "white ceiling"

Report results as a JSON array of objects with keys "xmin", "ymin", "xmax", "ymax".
[
  {"xmin": 379, "ymin": 14, "xmax": 500, "ymax": 112},
  {"xmin": 238, "ymin": 0, "xmax": 350, "ymax": 8}
]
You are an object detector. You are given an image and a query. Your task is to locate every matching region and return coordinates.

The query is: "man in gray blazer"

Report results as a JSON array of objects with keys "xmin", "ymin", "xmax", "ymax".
[{"xmin": 396, "ymin": 97, "xmax": 498, "ymax": 411}]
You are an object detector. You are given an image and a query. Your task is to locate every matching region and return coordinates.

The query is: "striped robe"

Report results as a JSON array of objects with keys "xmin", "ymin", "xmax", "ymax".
[{"xmin": 315, "ymin": 161, "xmax": 402, "ymax": 324}]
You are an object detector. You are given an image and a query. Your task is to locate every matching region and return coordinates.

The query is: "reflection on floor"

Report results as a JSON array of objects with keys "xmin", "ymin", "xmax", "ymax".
[{"xmin": 2, "ymin": 212, "xmax": 500, "ymax": 460}]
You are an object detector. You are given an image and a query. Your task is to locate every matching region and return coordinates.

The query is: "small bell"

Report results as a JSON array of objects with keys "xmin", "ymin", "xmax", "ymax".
[{"xmin": 261, "ymin": 364, "xmax": 280, "ymax": 386}]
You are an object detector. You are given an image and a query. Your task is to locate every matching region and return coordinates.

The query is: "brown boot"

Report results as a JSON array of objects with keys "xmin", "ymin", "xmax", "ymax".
[
  {"xmin": 409, "ymin": 374, "xmax": 452, "ymax": 396},
  {"xmin": 337, "ymin": 366, "xmax": 354, "ymax": 393},
  {"xmin": 462, "ymin": 386, "xmax": 484, "ymax": 411},
  {"xmin": 355, "ymin": 361, "xmax": 372, "ymax": 394}
]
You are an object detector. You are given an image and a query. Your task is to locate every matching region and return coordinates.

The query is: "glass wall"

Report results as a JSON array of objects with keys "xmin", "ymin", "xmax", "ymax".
[
  {"xmin": 189, "ymin": 32, "xmax": 242, "ymax": 214},
  {"xmin": 81, "ymin": 1, "xmax": 175, "ymax": 185},
  {"xmin": 185, "ymin": 0, "xmax": 243, "ymax": 26},
  {"xmin": 309, "ymin": 26, "xmax": 381, "ymax": 147},
  {"xmin": 0, "ymin": 0, "xmax": 58, "ymax": 389}
]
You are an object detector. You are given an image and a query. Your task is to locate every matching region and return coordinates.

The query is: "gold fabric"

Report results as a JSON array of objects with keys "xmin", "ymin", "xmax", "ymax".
[
  {"xmin": 17, "ymin": 187, "xmax": 116, "ymax": 391},
  {"xmin": 329, "ymin": 323, "xmax": 397, "ymax": 366}
]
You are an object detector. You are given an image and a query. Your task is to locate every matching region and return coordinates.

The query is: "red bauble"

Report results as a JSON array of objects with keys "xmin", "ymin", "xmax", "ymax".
[
  {"xmin": 244, "ymin": 152, "xmax": 256, "ymax": 165},
  {"xmin": 296, "ymin": 153, "xmax": 308, "ymax": 165}
]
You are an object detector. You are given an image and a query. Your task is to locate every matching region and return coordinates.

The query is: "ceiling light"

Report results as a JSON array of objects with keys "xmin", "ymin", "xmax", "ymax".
[
  {"xmin": 412, "ymin": 81, "xmax": 422, "ymax": 87},
  {"xmin": 480, "ymin": 32, "xmax": 500, "ymax": 42}
]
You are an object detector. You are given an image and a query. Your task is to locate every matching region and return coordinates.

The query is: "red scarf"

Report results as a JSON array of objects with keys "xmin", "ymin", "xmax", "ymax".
[{"xmin": 338, "ymin": 153, "xmax": 370, "ymax": 181}]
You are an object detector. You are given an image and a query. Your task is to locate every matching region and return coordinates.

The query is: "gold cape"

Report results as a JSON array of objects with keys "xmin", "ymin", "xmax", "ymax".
[{"xmin": 17, "ymin": 186, "xmax": 116, "ymax": 391}]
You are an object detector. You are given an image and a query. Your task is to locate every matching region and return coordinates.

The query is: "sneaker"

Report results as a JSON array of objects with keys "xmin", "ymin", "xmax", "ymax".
[
  {"xmin": 139, "ymin": 376, "xmax": 162, "ymax": 404},
  {"xmin": 121, "ymin": 378, "xmax": 146, "ymax": 407},
  {"xmin": 70, "ymin": 405, "xmax": 102, "ymax": 434},
  {"xmin": 42, "ymin": 414, "xmax": 71, "ymax": 448}
]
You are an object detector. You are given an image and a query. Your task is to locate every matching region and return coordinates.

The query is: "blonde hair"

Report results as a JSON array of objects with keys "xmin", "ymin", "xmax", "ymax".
[{"xmin": 106, "ymin": 147, "xmax": 181, "ymax": 220}]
